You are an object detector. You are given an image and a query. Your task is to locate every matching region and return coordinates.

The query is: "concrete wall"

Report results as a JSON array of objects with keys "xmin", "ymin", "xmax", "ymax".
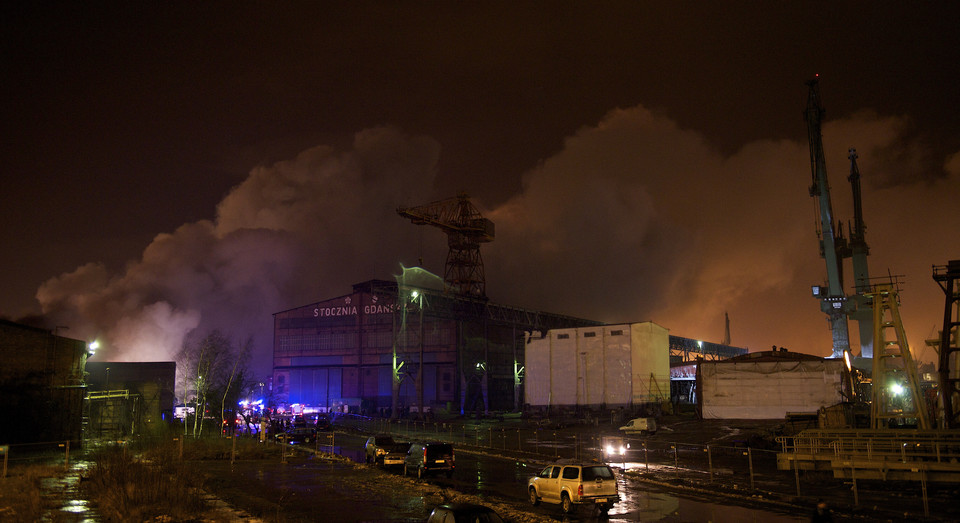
[
  {"xmin": 700, "ymin": 359, "xmax": 845, "ymax": 419},
  {"xmin": 524, "ymin": 322, "xmax": 670, "ymax": 409}
]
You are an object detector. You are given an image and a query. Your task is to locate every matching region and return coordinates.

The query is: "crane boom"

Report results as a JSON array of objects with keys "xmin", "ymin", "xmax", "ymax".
[
  {"xmin": 398, "ymin": 192, "xmax": 494, "ymax": 298},
  {"xmin": 805, "ymin": 78, "xmax": 851, "ymax": 358}
]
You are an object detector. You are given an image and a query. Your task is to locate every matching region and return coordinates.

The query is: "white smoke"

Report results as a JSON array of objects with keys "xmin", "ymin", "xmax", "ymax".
[
  {"xmin": 37, "ymin": 127, "xmax": 441, "ymax": 375},
  {"xmin": 37, "ymin": 108, "xmax": 958, "ymax": 376}
]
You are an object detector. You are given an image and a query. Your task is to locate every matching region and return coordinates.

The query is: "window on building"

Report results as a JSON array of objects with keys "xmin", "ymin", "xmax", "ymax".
[
  {"xmin": 557, "ymin": 334, "xmax": 570, "ymax": 339},
  {"xmin": 583, "ymin": 332, "xmax": 596, "ymax": 338}
]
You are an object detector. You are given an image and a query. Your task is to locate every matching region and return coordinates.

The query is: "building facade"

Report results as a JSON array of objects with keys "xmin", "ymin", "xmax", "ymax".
[
  {"xmin": 524, "ymin": 322, "xmax": 672, "ymax": 410},
  {"xmin": 0, "ymin": 319, "xmax": 88, "ymax": 444},
  {"xmin": 273, "ymin": 280, "xmax": 599, "ymax": 414}
]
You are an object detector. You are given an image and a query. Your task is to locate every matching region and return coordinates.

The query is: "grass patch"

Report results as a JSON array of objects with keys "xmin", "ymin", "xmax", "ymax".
[
  {"xmin": 0, "ymin": 464, "xmax": 68, "ymax": 522},
  {"xmin": 82, "ymin": 447, "xmax": 208, "ymax": 522}
]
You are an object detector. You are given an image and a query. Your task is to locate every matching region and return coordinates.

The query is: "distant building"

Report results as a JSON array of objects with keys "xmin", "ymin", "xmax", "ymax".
[
  {"xmin": 272, "ymin": 279, "xmax": 599, "ymax": 414},
  {"xmin": 524, "ymin": 322, "xmax": 672, "ymax": 411},
  {"xmin": 698, "ymin": 349, "xmax": 845, "ymax": 419},
  {"xmin": 85, "ymin": 362, "xmax": 176, "ymax": 437},
  {"xmin": 0, "ymin": 319, "xmax": 88, "ymax": 444}
]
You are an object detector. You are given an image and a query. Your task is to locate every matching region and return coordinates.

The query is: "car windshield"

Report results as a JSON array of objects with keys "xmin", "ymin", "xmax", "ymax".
[
  {"xmin": 379, "ymin": 436, "xmax": 395, "ymax": 445},
  {"xmin": 582, "ymin": 466, "xmax": 615, "ymax": 481}
]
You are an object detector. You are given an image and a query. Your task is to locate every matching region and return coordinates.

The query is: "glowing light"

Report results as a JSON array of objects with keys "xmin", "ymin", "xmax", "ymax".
[
  {"xmin": 890, "ymin": 383, "xmax": 904, "ymax": 396},
  {"xmin": 604, "ymin": 444, "xmax": 626, "ymax": 456},
  {"xmin": 87, "ymin": 340, "xmax": 99, "ymax": 356}
]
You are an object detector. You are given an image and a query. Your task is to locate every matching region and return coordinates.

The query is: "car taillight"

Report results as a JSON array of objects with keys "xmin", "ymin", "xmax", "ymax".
[
  {"xmin": 578, "ymin": 484, "xmax": 583, "ymax": 497},
  {"xmin": 423, "ymin": 448, "xmax": 427, "ymax": 462}
]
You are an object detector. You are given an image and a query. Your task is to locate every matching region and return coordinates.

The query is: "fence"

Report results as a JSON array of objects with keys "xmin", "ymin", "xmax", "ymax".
[{"xmin": 333, "ymin": 414, "xmax": 949, "ymax": 519}]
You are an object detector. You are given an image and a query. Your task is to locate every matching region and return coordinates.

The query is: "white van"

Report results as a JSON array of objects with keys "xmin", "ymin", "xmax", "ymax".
[{"xmin": 618, "ymin": 417, "xmax": 657, "ymax": 435}]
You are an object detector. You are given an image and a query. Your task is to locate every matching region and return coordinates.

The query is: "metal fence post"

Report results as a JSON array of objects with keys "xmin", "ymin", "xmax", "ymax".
[
  {"xmin": 706, "ymin": 445, "xmax": 713, "ymax": 482},
  {"xmin": 747, "ymin": 447, "xmax": 755, "ymax": 490},
  {"xmin": 644, "ymin": 442, "xmax": 649, "ymax": 471},
  {"xmin": 673, "ymin": 443, "xmax": 679, "ymax": 479},
  {"xmin": 851, "ymin": 456, "xmax": 859, "ymax": 506},
  {"xmin": 794, "ymin": 455, "xmax": 801, "ymax": 497}
]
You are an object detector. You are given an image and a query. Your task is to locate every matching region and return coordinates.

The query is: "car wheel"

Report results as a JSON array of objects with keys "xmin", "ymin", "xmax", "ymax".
[
  {"xmin": 561, "ymin": 493, "xmax": 573, "ymax": 514},
  {"xmin": 529, "ymin": 487, "xmax": 540, "ymax": 506}
]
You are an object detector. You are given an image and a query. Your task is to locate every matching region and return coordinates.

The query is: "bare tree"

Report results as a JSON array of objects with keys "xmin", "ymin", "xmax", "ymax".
[{"xmin": 177, "ymin": 330, "xmax": 251, "ymax": 438}]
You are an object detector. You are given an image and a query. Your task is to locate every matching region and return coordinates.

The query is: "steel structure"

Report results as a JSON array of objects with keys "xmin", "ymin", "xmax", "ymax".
[
  {"xmin": 933, "ymin": 260, "xmax": 960, "ymax": 429},
  {"xmin": 398, "ymin": 193, "xmax": 495, "ymax": 298},
  {"xmin": 868, "ymin": 283, "xmax": 930, "ymax": 429},
  {"xmin": 805, "ymin": 79, "xmax": 872, "ymax": 359}
]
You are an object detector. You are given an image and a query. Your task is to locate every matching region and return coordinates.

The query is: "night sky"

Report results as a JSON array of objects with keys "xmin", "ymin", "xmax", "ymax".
[{"xmin": 3, "ymin": 3, "xmax": 959, "ymax": 377}]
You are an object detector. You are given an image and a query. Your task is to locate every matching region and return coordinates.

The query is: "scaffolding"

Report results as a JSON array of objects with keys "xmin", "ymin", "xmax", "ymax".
[
  {"xmin": 933, "ymin": 260, "xmax": 960, "ymax": 429},
  {"xmin": 868, "ymin": 283, "xmax": 930, "ymax": 429}
]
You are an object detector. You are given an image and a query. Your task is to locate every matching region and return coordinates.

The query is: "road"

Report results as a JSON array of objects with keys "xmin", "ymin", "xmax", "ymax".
[{"xmin": 202, "ymin": 432, "xmax": 813, "ymax": 522}]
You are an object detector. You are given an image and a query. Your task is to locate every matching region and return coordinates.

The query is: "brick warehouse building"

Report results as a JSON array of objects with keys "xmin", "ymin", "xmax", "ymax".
[{"xmin": 273, "ymin": 279, "xmax": 599, "ymax": 414}]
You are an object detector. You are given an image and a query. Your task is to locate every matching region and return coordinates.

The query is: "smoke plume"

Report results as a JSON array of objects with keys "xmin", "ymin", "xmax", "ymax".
[{"xmin": 37, "ymin": 108, "xmax": 959, "ymax": 377}]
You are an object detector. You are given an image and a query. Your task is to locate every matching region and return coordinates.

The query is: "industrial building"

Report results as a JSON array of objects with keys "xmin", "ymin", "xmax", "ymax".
[
  {"xmin": 698, "ymin": 349, "xmax": 846, "ymax": 419},
  {"xmin": 272, "ymin": 275, "xmax": 599, "ymax": 414},
  {"xmin": 0, "ymin": 319, "xmax": 88, "ymax": 444},
  {"xmin": 85, "ymin": 361, "xmax": 176, "ymax": 438},
  {"xmin": 524, "ymin": 322, "xmax": 671, "ymax": 410}
]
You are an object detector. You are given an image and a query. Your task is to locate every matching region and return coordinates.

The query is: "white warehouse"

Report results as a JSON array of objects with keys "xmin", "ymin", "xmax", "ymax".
[{"xmin": 524, "ymin": 322, "xmax": 671, "ymax": 409}]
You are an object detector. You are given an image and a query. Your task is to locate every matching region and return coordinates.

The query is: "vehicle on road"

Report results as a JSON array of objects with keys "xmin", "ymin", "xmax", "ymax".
[
  {"xmin": 364, "ymin": 434, "xmax": 397, "ymax": 464},
  {"xmin": 425, "ymin": 503, "xmax": 504, "ymax": 523},
  {"xmin": 619, "ymin": 417, "xmax": 657, "ymax": 435},
  {"xmin": 380, "ymin": 441, "xmax": 410, "ymax": 468},
  {"xmin": 315, "ymin": 415, "xmax": 332, "ymax": 431},
  {"xmin": 276, "ymin": 426, "xmax": 317, "ymax": 445},
  {"xmin": 404, "ymin": 442, "xmax": 455, "ymax": 479},
  {"xmin": 528, "ymin": 461, "xmax": 619, "ymax": 514}
]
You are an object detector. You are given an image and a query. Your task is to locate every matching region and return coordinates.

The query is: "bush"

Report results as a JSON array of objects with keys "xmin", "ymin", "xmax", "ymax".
[{"xmin": 82, "ymin": 447, "xmax": 207, "ymax": 522}]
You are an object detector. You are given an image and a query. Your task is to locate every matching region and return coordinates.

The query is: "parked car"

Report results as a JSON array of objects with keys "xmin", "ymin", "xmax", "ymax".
[
  {"xmin": 527, "ymin": 461, "xmax": 619, "ymax": 514},
  {"xmin": 276, "ymin": 426, "xmax": 317, "ymax": 445},
  {"xmin": 404, "ymin": 442, "xmax": 454, "ymax": 479},
  {"xmin": 381, "ymin": 441, "xmax": 410, "ymax": 468},
  {"xmin": 364, "ymin": 434, "xmax": 397, "ymax": 464},
  {"xmin": 618, "ymin": 417, "xmax": 657, "ymax": 435},
  {"xmin": 425, "ymin": 503, "xmax": 504, "ymax": 523},
  {"xmin": 315, "ymin": 415, "xmax": 332, "ymax": 431}
]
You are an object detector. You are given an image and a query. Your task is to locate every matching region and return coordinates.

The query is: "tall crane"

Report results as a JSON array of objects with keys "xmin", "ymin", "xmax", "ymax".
[
  {"xmin": 845, "ymin": 148, "xmax": 874, "ymax": 357},
  {"xmin": 806, "ymin": 77, "xmax": 852, "ymax": 359},
  {"xmin": 398, "ymin": 192, "xmax": 495, "ymax": 298}
]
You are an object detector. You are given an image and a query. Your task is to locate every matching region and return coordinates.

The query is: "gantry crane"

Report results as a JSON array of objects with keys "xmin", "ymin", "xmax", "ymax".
[
  {"xmin": 805, "ymin": 78, "xmax": 873, "ymax": 359},
  {"xmin": 398, "ymin": 192, "xmax": 495, "ymax": 298},
  {"xmin": 933, "ymin": 260, "xmax": 960, "ymax": 429},
  {"xmin": 869, "ymin": 282, "xmax": 930, "ymax": 429}
]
